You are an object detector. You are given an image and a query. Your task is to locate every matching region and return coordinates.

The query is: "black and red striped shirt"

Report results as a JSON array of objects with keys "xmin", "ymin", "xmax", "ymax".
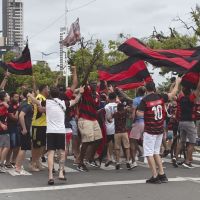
[
  {"xmin": 176, "ymin": 92, "xmax": 196, "ymax": 121},
  {"xmin": 138, "ymin": 93, "xmax": 168, "ymax": 135},
  {"xmin": 79, "ymin": 87, "xmax": 100, "ymax": 121}
]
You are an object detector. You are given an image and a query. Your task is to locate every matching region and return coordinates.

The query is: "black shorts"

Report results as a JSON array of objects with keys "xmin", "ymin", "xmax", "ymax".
[
  {"xmin": 20, "ymin": 132, "xmax": 31, "ymax": 151},
  {"xmin": 32, "ymin": 126, "xmax": 46, "ymax": 148},
  {"xmin": 107, "ymin": 135, "xmax": 114, "ymax": 144},
  {"xmin": 47, "ymin": 133, "xmax": 66, "ymax": 151}
]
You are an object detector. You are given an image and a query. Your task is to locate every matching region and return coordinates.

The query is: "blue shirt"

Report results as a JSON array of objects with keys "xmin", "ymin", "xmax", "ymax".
[{"xmin": 133, "ymin": 96, "xmax": 144, "ymax": 122}]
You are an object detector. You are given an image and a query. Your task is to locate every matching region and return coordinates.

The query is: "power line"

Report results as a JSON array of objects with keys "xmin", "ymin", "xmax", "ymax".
[
  {"xmin": 68, "ymin": 0, "xmax": 97, "ymax": 12},
  {"xmin": 29, "ymin": 14, "xmax": 65, "ymax": 40},
  {"xmin": 28, "ymin": 0, "xmax": 97, "ymax": 40}
]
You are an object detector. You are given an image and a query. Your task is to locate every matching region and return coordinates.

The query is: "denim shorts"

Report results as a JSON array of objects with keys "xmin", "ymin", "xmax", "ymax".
[
  {"xmin": 70, "ymin": 118, "xmax": 78, "ymax": 136},
  {"xmin": 8, "ymin": 127, "xmax": 20, "ymax": 148}
]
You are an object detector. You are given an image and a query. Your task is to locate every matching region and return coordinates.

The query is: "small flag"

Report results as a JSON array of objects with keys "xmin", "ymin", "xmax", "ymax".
[
  {"xmin": 0, "ymin": 44, "xmax": 32, "ymax": 75},
  {"xmin": 61, "ymin": 18, "xmax": 81, "ymax": 47},
  {"xmin": 98, "ymin": 57, "xmax": 152, "ymax": 90}
]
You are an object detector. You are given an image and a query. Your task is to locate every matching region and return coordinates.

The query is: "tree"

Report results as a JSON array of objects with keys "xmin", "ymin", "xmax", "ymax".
[
  {"xmin": 67, "ymin": 37, "xmax": 127, "ymax": 84},
  {"xmin": 174, "ymin": 4, "xmax": 200, "ymax": 38}
]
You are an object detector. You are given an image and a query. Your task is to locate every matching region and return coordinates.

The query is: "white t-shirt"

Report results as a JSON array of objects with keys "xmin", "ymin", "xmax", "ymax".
[
  {"xmin": 46, "ymin": 98, "xmax": 66, "ymax": 134},
  {"xmin": 104, "ymin": 102, "xmax": 118, "ymax": 135}
]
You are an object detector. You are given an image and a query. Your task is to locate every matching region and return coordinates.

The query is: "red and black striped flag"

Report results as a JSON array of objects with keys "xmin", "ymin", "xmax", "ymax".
[
  {"xmin": 0, "ymin": 44, "xmax": 32, "ymax": 75},
  {"xmin": 98, "ymin": 57, "xmax": 152, "ymax": 90},
  {"xmin": 118, "ymin": 37, "xmax": 200, "ymax": 73}
]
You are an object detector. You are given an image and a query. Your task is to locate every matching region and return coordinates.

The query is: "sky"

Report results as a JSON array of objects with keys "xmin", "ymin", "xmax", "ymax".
[{"xmin": 0, "ymin": 0, "xmax": 198, "ymax": 84}]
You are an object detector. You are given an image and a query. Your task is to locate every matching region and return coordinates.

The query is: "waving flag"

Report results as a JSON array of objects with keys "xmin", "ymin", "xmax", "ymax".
[
  {"xmin": 61, "ymin": 18, "xmax": 81, "ymax": 47},
  {"xmin": 98, "ymin": 57, "xmax": 152, "ymax": 90},
  {"xmin": 118, "ymin": 37, "xmax": 200, "ymax": 73},
  {"xmin": 0, "ymin": 44, "xmax": 32, "ymax": 75}
]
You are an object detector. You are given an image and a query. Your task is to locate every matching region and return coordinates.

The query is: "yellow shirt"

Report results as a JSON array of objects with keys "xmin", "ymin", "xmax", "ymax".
[{"xmin": 32, "ymin": 94, "xmax": 47, "ymax": 127}]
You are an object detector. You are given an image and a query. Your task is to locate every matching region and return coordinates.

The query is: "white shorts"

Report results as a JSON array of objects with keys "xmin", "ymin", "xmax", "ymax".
[{"xmin": 143, "ymin": 132, "xmax": 163, "ymax": 157}]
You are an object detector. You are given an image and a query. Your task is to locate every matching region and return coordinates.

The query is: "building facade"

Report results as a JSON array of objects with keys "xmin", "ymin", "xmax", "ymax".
[
  {"xmin": 2, "ymin": 0, "xmax": 24, "ymax": 51},
  {"xmin": 59, "ymin": 27, "xmax": 66, "ymax": 71}
]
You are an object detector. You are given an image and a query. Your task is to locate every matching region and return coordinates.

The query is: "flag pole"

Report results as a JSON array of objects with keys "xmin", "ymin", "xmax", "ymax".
[{"xmin": 65, "ymin": 0, "xmax": 68, "ymax": 88}]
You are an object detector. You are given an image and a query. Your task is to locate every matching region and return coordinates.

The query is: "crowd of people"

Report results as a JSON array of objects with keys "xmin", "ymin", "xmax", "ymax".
[{"xmin": 0, "ymin": 66, "xmax": 200, "ymax": 185}]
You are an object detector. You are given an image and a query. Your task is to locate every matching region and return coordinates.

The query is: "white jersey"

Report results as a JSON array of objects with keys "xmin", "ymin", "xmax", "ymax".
[
  {"xmin": 104, "ymin": 102, "xmax": 118, "ymax": 135},
  {"xmin": 46, "ymin": 98, "xmax": 66, "ymax": 134}
]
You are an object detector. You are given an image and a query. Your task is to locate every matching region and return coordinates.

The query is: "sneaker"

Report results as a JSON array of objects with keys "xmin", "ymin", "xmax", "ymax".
[
  {"xmin": 15, "ymin": 169, "xmax": 27, "ymax": 175},
  {"xmin": 162, "ymin": 150, "xmax": 170, "ymax": 158},
  {"xmin": 105, "ymin": 160, "xmax": 112, "ymax": 167},
  {"xmin": 146, "ymin": 176, "xmax": 161, "ymax": 184},
  {"xmin": 77, "ymin": 164, "xmax": 88, "ymax": 172},
  {"xmin": 182, "ymin": 162, "xmax": 195, "ymax": 169},
  {"xmin": 115, "ymin": 163, "xmax": 120, "ymax": 170},
  {"xmin": 172, "ymin": 158, "xmax": 178, "ymax": 168},
  {"xmin": 177, "ymin": 161, "xmax": 184, "ymax": 165},
  {"xmin": 86, "ymin": 161, "xmax": 99, "ymax": 168},
  {"xmin": 158, "ymin": 174, "xmax": 168, "ymax": 183},
  {"xmin": 132, "ymin": 161, "xmax": 138, "ymax": 168},
  {"xmin": 4, "ymin": 163, "xmax": 14, "ymax": 169},
  {"xmin": 0, "ymin": 165, "xmax": 6, "ymax": 173},
  {"xmin": 126, "ymin": 162, "xmax": 135, "ymax": 170},
  {"xmin": 41, "ymin": 156, "xmax": 46, "ymax": 163}
]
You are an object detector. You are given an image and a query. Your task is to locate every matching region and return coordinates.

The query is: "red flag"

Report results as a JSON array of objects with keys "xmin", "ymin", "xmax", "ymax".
[
  {"xmin": 98, "ymin": 57, "xmax": 152, "ymax": 90},
  {"xmin": 0, "ymin": 44, "xmax": 32, "ymax": 75},
  {"xmin": 118, "ymin": 37, "xmax": 200, "ymax": 73}
]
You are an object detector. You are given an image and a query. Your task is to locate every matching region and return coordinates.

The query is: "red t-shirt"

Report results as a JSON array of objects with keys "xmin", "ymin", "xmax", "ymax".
[{"xmin": 0, "ymin": 102, "xmax": 8, "ymax": 133}]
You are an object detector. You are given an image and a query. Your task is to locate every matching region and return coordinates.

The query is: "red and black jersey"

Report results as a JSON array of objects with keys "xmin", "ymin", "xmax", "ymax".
[
  {"xmin": 138, "ymin": 93, "xmax": 168, "ymax": 135},
  {"xmin": 79, "ymin": 86, "xmax": 100, "ymax": 121},
  {"xmin": 176, "ymin": 92, "xmax": 196, "ymax": 121}
]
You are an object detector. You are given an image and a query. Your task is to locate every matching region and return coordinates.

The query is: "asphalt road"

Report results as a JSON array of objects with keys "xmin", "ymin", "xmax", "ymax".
[{"xmin": 0, "ymin": 153, "xmax": 200, "ymax": 200}]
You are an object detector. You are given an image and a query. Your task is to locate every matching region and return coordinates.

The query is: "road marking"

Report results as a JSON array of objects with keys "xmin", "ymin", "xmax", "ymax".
[
  {"xmin": 42, "ymin": 161, "xmax": 78, "ymax": 173},
  {"xmin": 179, "ymin": 177, "xmax": 200, "ymax": 184},
  {"xmin": 6, "ymin": 169, "xmax": 32, "ymax": 176},
  {"xmin": 0, "ymin": 177, "xmax": 200, "ymax": 194}
]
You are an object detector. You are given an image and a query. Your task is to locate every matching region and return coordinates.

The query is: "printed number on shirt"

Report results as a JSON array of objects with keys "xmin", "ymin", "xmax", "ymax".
[{"xmin": 152, "ymin": 105, "xmax": 163, "ymax": 120}]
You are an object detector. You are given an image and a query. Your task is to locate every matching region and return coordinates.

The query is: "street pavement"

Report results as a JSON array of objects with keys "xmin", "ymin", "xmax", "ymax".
[{"xmin": 0, "ymin": 153, "xmax": 200, "ymax": 200}]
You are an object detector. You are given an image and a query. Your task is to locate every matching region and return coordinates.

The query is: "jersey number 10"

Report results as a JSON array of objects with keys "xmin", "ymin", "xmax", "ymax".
[{"xmin": 152, "ymin": 105, "xmax": 163, "ymax": 120}]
